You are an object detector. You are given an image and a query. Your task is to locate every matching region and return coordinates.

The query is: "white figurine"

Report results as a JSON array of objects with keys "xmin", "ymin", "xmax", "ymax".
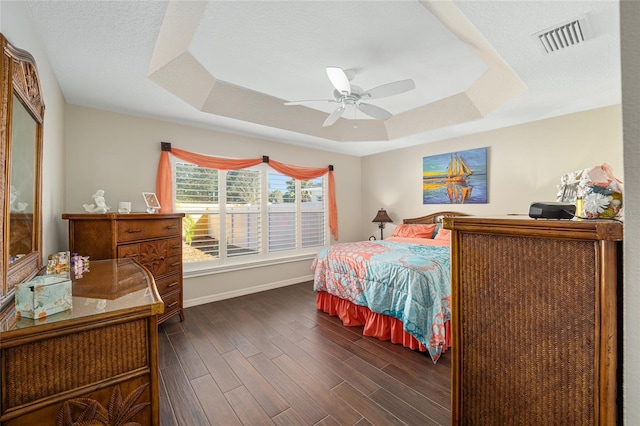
[
  {"xmin": 83, "ymin": 189, "xmax": 110, "ymax": 213},
  {"xmin": 9, "ymin": 185, "xmax": 27, "ymax": 212}
]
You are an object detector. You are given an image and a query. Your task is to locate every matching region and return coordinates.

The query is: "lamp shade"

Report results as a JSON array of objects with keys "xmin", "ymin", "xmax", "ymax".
[{"xmin": 372, "ymin": 209, "xmax": 393, "ymax": 223}]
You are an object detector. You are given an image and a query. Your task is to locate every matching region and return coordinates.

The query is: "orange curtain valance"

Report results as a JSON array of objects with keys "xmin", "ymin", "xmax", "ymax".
[{"xmin": 156, "ymin": 143, "xmax": 338, "ymax": 240}]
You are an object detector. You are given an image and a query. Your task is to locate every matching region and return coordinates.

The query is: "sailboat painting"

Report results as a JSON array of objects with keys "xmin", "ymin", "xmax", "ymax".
[{"xmin": 422, "ymin": 147, "xmax": 487, "ymax": 204}]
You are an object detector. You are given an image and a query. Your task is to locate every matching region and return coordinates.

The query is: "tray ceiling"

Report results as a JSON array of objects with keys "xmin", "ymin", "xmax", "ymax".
[{"xmin": 25, "ymin": 0, "xmax": 621, "ymax": 156}]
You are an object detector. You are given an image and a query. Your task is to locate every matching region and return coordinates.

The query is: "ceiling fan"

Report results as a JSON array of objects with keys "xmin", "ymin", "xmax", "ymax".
[{"xmin": 284, "ymin": 67, "xmax": 416, "ymax": 127}]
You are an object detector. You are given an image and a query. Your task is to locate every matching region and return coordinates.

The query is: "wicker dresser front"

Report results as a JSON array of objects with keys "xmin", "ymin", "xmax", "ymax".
[
  {"xmin": 444, "ymin": 217, "xmax": 622, "ymax": 426},
  {"xmin": 0, "ymin": 259, "xmax": 163, "ymax": 425},
  {"xmin": 62, "ymin": 213, "xmax": 185, "ymax": 324}
]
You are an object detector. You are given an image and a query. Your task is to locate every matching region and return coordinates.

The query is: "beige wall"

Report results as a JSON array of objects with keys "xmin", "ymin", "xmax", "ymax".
[
  {"xmin": 64, "ymin": 105, "xmax": 362, "ymax": 303},
  {"xmin": 0, "ymin": 1, "xmax": 68, "ymax": 259},
  {"xmin": 64, "ymin": 104, "xmax": 624, "ymax": 303},
  {"xmin": 361, "ymin": 105, "xmax": 624, "ymax": 239}
]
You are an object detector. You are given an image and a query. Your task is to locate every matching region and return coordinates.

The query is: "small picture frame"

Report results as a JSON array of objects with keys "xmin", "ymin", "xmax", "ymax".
[
  {"xmin": 556, "ymin": 168, "xmax": 589, "ymax": 203},
  {"xmin": 142, "ymin": 192, "xmax": 160, "ymax": 213},
  {"xmin": 558, "ymin": 182, "xmax": 580, "ymax": 203}
]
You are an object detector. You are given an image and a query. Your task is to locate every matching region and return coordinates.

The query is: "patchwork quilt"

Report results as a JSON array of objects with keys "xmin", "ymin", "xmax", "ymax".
[{"xmin": 312, "ymin": 240, "xmax": 451, "ymax": 361}]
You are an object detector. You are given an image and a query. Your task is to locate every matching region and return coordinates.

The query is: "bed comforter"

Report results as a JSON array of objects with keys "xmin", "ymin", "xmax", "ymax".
[{"xmin": 312, "ymin": 239, "xmax": 451, "ymax": 362}]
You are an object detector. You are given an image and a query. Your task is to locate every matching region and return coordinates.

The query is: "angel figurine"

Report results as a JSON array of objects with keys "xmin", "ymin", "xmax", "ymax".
[
  {"xmin": 10, "ymin": 185, "xmax": 28, "ymax": 212},
  {"xmin": 83, "ymin": 189, "xmax": 110, "ymax": 213}
]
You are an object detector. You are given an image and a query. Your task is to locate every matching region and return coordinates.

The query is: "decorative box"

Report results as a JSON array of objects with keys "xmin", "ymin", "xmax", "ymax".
[{"xmin": 15, "ymin": 275, "xmax": 72, "ymax": 319}]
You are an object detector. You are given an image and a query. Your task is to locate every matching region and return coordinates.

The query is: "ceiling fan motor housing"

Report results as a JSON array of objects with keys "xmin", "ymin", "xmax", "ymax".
[{"xmin": 333, "ymin": 85, "xmax": 366, "ymax": 105}]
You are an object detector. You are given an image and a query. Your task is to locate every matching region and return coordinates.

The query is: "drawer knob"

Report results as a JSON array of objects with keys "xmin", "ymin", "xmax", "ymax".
[
  {"xmin": 167, "ymin": 301, "xmax": 179, "ymax": 308},
  {"xmin": 167, "ymin": 281, "xmax": 178, "ymax": 288},
  {"xmin": 166, "ymin": 225, "xmax": 178, "ymax": 230},
  {"xmin": 126, "ymin": 229, "xmax": 142, "ymax": 233},
  {"xmin": 170, "ymin": 261, "xmax": 180, "ymax": 267},
  {"xmin": 171, "ymin": 245, "xmax": 181, "ymax": 249}
]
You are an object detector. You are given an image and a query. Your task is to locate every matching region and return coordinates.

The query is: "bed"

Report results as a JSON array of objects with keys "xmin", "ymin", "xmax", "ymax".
[{"xmin": 312, "ymin": 211, "xmax": 467, "ymax": 363}]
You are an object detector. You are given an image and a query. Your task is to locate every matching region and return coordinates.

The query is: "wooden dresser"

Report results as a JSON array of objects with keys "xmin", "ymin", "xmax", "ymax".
[
  {"xmin": 62, "ymin": 213, "xmax": 185, "ymax": 324},
  {"xmin": 0, "ymin": 259, "xmax": 164, "ymax": 425},
  {"xmin": 444, "ymin": 216, "xmax": 622, "ymax": 426}
]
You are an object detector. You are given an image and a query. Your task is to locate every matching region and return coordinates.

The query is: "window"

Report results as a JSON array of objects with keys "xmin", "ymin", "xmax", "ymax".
[
  {"xmin": 226, "ymin": 170, "xmax": 261, "ymax": 257},
  {"xmin": 175, "ymin": 162, "xmax": 327, "ymax": 266}
]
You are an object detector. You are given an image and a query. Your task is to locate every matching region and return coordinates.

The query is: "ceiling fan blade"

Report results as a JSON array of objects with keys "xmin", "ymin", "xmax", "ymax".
[
  {"xmin": 284, "ymin": 99, "xmax": 333, "ymax": 106},
  {"xmin": 363, "ymin": 79, "xmax": 415, "ymax": 99},
  {"xmin": 357, "ymin": 103, "xmax": 392, "ymax": 120},
  {"xmin": 322, "ymin": 105, "xmax": 345, "ymax": 127},
  {"xmin": 326, "ymin": 67, "xmax": 351, "ymax": 95}
]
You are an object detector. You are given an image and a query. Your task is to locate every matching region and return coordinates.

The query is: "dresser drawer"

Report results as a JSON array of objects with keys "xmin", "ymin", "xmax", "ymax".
[
  {"xmin": 163, "ymin": 253, "xmax": 182, "ymax": 277},
  {"xmin": 132, "ymin": 252, "xmax": 180, "ymax": 278},
  {"xmin": 155, "ymin": 274, "xmax": 181, "ymax": 297},
  {"xmin": 118, "ymin": 240, "xmax": 181, "ymax": 278},
  {"xmin": 159, "ymin": 291, "xmax": 182, "ymax": 322},
  {"xmin": 117, "ymin": 219, "xmax": 181, "ymax": 243},
  {"xmin": 167, "ymin": 238, "xmax": 182, "ymax": 256}
]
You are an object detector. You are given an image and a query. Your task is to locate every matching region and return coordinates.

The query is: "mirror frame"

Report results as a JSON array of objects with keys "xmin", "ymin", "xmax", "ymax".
[{"xmin": 1, "ymin": 33, "xmax": 45, "ymax": 311}]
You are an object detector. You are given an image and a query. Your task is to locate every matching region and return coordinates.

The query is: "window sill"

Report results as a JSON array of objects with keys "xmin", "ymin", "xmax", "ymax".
[{"xmin": 182, "ymin": 251, "xmax": 319, "ymax": 278}]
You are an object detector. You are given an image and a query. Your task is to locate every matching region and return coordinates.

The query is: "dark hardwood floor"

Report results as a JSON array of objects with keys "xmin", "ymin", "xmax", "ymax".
[{"xmin": 158, "ymin": 282, "xmax": 451, "ymax": 425}]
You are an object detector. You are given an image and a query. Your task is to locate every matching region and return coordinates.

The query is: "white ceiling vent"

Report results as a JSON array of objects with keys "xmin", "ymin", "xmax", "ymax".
[{"xmin": 534, "ymin": 16, "xmax": 589, "ymax": 54}]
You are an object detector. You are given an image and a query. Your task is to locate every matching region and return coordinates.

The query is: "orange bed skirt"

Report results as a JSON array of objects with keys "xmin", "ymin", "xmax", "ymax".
[{"xmin": 316, "ymin": 291, "xmax": 450, "ymax": 353}]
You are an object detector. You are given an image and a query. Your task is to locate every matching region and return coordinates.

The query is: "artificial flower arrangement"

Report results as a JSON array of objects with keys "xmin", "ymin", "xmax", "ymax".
[{"xmin": 557, "ymin": 163, "xmax": 623, "ymax": 220}]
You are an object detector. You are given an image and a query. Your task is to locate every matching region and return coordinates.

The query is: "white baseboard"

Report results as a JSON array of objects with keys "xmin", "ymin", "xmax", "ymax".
[{"xmin": 183, "ymin": 274, "xmax": 314, "ymax": 308}]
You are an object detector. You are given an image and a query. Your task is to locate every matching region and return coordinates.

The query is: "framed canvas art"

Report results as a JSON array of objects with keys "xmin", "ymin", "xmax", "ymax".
[{"xmin": 423, "ymin": 147, "xmax": 487, "ymax": 204}]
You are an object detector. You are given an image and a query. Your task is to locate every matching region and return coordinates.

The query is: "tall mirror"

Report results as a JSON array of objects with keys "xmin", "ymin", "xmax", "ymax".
[{"xmin": 1, "ymin": 33, "xmax": 45, "ymax": 311}]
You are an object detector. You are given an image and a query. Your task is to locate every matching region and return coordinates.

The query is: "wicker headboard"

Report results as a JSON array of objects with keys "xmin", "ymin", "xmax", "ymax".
[{"xmin": 402, "ymin": 211, "xmax": 469, "ymax": 225}]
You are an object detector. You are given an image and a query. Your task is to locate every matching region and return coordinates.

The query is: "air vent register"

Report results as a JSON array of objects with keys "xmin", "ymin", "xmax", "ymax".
[{"xmin": 534, "ymin": 17, "xmax": 589, "ymax": 54}]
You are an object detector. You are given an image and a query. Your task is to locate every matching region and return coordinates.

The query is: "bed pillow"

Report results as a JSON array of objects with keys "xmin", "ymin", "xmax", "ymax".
[
  {"xmin": 390, "ymin": 224, "xmax": 437, "ymax": 239},
  {"xmin": 434, "ymin": 227, "xmax": 451, "ymax": 241}
]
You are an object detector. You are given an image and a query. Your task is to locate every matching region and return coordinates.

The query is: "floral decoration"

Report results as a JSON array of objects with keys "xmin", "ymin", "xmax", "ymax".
[{"xmin": 557, "ymin": 163, "xmax": 623, "ymax": 220}]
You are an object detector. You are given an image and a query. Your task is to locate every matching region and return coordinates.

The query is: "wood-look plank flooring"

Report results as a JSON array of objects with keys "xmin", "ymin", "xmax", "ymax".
[{"xmin": 158, "ymin": 281, "xmax": 451, "ymax": 425}]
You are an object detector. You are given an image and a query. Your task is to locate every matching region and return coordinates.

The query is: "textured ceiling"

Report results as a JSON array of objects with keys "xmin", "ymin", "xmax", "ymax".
[
  {"xmin": 189, "ymin": 1, "xmax": 486, "ymax": 112},
  {"xmin": 25, "ymin": 0, "xmax": 621, "ymax": 156}
]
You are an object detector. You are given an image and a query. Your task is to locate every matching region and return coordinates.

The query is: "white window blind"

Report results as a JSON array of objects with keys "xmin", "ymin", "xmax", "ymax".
[
  {"xmin": 175, "ymin": 163, "xmax": 219, "ymax": 261},
  {"xmin": 268, "ymin": 171, "xmax": 296, "ymax": 252},
  {"xmin": 226, "ymin": 169, "xmax": 261, "ymax": 257},
  {"xmin": 175, "ymin": 162, "xmax": 327, "ymax": 265},
  {"xmin": 301, "ymin": 176, "xmax": 325, "ymax": 248}
]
